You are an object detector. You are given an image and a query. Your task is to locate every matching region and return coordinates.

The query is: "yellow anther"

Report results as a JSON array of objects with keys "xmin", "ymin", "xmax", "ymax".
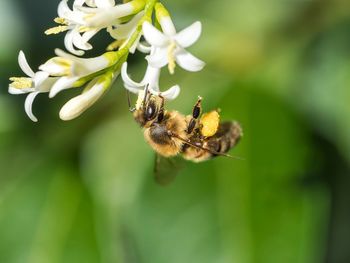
[
  {"xmin": 54, "ymin": 17, "xmax": 68, "ymax": 25},
  {"xmin": 167, "ymin": 41, "xmax": 176, "ymax": 75},
  {"xmin": 200, "ymin": 111, "xmax": 220, "ymax": 137},
  {"xmin": 9, "ymin": 77, "xmax": 33, "ymax": 89},
  {"xmin": 45, "ymin": 25, "xmax": 69, "ymax": 35}
]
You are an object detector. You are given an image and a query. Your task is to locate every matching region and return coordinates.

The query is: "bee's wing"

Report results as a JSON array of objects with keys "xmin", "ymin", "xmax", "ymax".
[{"xmin": 154, "ymin": 154, "xmax": 186, "ymax": 186}]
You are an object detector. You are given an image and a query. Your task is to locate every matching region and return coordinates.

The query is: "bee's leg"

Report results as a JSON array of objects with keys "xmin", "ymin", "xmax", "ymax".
[{"xmin": 187, "ymin": 96, "xmax": 202, "ymax": 134}]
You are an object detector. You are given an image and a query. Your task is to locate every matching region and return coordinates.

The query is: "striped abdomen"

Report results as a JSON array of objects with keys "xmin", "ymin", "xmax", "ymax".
[{"xmin": 181, "ymin": 121, "xmax": 242, "ymax": 162}]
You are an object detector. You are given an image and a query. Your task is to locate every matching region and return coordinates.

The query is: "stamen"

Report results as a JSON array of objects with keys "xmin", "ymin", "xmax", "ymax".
[
  {"xmin": 9, "ymin": 77, "xmax": 33, "ymax": 89},
  {"xmin": 45, "ymin": 25, "xmax": 69, "ymax": 35},
  {"xmin": 54, "ymin": 17, "xmax": 68, "ymax": 25},
  {"xmin": 167, "ymin": 41, "xmax": 176, "ymax": 75}
]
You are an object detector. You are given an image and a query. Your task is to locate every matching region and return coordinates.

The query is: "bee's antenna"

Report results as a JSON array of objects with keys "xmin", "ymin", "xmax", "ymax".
[
  {"xmin": 157, "ymin": 95, "xmax": 165, "ymax": 122},
  {"xmin": 169, "ymin": 132, "xmax": 245, "ymax": 161},
  {"xmin": 126, "ymin": 90, "xmax": 135, "ymax": 112}
]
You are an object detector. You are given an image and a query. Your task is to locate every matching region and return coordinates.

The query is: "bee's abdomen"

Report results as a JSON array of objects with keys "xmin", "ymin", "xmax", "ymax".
[
  {"xmin": 210, "ymin": 121, "xmax": 242, "ymax": 154},
  {"xmin": 182, "ymin": 121, "xmax": 242, "ymax": 162}
]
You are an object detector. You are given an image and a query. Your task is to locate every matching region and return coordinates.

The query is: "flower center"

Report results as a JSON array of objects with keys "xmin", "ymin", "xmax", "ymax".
[
  {"xmin": 9, "ymin": 77, "xmax": 33, "ymax": 89},
  {"xmin": 167, "ymin": 41, "xmax": 176, "ymax": 75}
]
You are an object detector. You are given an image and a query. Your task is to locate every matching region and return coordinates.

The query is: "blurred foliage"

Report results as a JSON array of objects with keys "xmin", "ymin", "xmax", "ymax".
[{"xmin": 0, "ymin": 0, "xmax": 350, "ymax": 262}]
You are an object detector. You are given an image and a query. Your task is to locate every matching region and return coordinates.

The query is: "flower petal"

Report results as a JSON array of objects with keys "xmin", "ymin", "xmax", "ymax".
[
  {"xmin": 39, "ymin": 57, "xmax": 69, "ymax": 76},
  {"xmin": 8, "ymin": 87, "xmax": 30, "ymax": 95},
  {"xmin": 124, "ymin": 83, "xmax": 143, "ymax": 94},
  {"xmin": 18, "ymin": 51, "xmax": 35, "ymax": 77},
  {"xmin": 49, "ymin": 77, "xmax": 78, "ymax": 98},
  {"xmin": 25, "ymin": 92, "xmax": 40, "ymax": 122},
  {"xmin": 175, "ymin": 49, "xmax": 205, "ymax": 72},
  {"xmin": 65, "ymin": 29, "xmax": 85, "ymax": 56},
  {"xmin": 59, "ymin": 80, "xmax": 104, "ymax": 121},
  {"xmin": 174, "ymin": 21, "xmax": 202, "ymax": 48},
  {"xmin": 156, "ymin": 85, "xmax": 180, "ymax": 100},
  {"xmin": 81, "ymin": 29, "xmax": 99, "ymax": 48},
  {"xmin": 146, "ymin": 47, "xmax": 168, "ymax": 68},
  {"xmin": 142, "ymin": 22, "xmax": 169, "ymax": 47},
  {"xmin": 137, "ymin": 42, "xmax": 152, "ymax": 53},
  {"xmin": 58, "ymin": 0, "xmax": 71, "ymax": 18},
  {"xmin": 158, "ymin": 16, "xmax": 176, "ymax": 36},
  {"xmin": 128, "ymin": 34, "xmax": 141, "ymax": 54},
  {"xmin": 143, "ymin": 65, "xmax": 160, "ymax": 91},
  {"xmin": 121, "ymin": 62, "xmax": 144, "ymax": 88},
  {"xmin": 85, "ymin": 0, "xmax": 97, "ymax": 7},
  {"xmin": 94, "ymin": 0, "xmax": 115, "ymax": 8},
  {"xmin": 71, "ymin": 29, "xmax": 96, "ymax": 51},
  {"xmin": 34, "ymin": 71, "xmax": 50, "ymax": 87},
  {"xmin": 108, "ymin": 11, "xmax": 143, "ymax": 39},
  {"xmin": 83, "ymin": 3, "xmax": 134, "ymax": 28}
]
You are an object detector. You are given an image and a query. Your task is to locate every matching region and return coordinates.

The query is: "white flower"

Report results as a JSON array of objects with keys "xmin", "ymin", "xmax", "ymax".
[
  {"xmin": 142, "ymin": 19, "xmax": 205, "ymax": 74},
  {"xmin": 78, "ymin": 0, "xmax": 144, "ymax": 28},
  {"xmin": 84, "ymin": 0, "xmax": 116, "ymax": 7},
  {"xmin": 107, "ymin": 11, "xmax": 146, "ymax": 54},
  {"xmin": 46, "ymin": 0, "xmax": 95, "ymax": 56},
  {"xmin": 9, "ymin": 51, "xmax": 58, "ymax": 122},
  {"xmin": 121, "ymin": 62, "xmax": 180, "ymax": 100},
  {"xmin": 59, "ymin": 72, "xmax": 114, "ymax": 121},
  {"xmin": 39, "ymin": 49, "xmax": 118, "ymax": 97},
  {"xmin": 47, "ymin": 0, "xmax": 136, "ymax": 56}
]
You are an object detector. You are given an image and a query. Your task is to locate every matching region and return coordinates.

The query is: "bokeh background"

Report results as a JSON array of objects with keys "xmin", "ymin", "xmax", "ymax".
[{"xmin": 1, "ymin": 0, "xmax": 350, "ymax": 262}]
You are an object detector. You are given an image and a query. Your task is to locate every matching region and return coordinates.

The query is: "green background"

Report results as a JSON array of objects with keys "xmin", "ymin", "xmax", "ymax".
[{"xmin": 0, "ymin": 0, "xmax": 350, "ymax": 262}]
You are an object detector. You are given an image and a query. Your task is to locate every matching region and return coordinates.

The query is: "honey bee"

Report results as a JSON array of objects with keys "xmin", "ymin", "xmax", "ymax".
[{"xmin": 129, "ymin": 89, "xmax": 243, "ymax": 184}]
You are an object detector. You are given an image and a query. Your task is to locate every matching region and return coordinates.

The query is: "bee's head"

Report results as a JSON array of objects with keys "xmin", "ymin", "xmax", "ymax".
[{"xmin": 133, "ymin": 90, "xmax": 164, "ymax": 127}]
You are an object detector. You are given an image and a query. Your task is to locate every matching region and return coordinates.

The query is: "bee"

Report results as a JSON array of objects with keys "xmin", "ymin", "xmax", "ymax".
[{"xmin": 129, "ymin": 89, "xmax": 243, "ymax": 184}]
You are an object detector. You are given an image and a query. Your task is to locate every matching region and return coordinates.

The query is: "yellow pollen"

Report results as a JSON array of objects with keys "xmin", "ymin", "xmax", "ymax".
[
  {"xmin": 200, "ymin": 111, "xmax": 220, "ymax": 137},
  {"xmin": 45, "ymin": 25, "xmax": 69, "ymax": 35},
  {"xmin": 167, "ymin": 41, "xmax": 176, "ymax": 75},
  {"xmin": 54, "ymin": 17, "xmax": 68, "ymax": 25},
  {"xmin": 9, "ymin": 77, "xmax": 33, "ymax": 89}
]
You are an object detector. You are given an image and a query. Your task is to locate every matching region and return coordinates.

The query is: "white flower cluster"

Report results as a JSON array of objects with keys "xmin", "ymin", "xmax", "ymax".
[{"xmin": 9, "ymin": 0, "xmax": 205, "ymax": 122}]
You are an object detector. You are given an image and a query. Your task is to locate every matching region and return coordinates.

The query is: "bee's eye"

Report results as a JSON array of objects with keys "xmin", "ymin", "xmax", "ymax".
[{"xmin": 145, "ymin": 103, "xmax": 157, "ymax": 120}]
